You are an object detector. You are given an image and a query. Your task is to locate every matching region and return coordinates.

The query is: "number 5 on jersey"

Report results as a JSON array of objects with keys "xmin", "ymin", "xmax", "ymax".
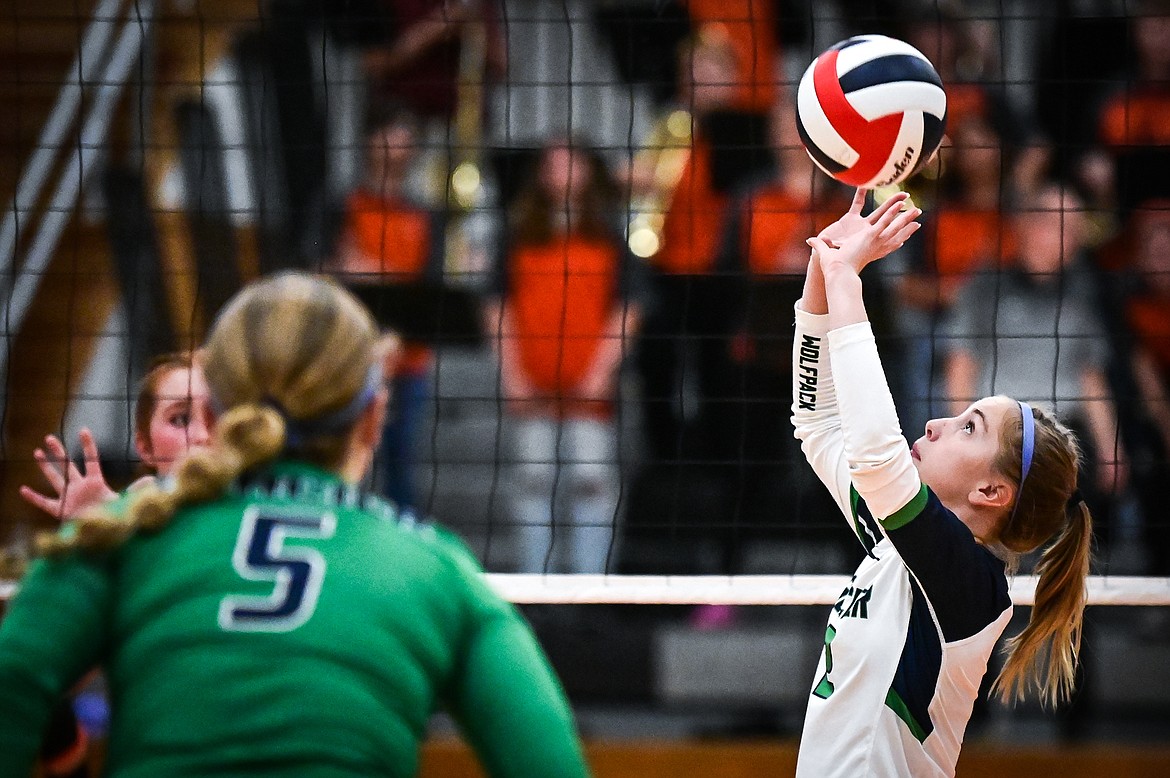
[{"xmin": 219, "ymin": 507, "xmax": 337, "ymax": 633}]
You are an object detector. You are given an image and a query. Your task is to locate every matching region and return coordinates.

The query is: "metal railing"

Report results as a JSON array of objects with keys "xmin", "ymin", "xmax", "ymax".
[{"xmin": 0, "ymin": 0, "xmax": 156, "ymax": 408}]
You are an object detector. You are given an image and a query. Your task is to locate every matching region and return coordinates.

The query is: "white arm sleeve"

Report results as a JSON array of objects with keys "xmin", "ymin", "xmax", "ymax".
[
  {"xmin": 826, "ymin": 322, "xmax": 922, "ymax": 520},
  {"xmin": 791, "ymin": 305, "xmax": 853, "ymax": 521}
]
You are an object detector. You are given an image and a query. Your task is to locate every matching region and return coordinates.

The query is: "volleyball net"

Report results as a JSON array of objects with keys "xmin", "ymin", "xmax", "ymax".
[{"xmin": 2, "ymin": 0, "xmax": 1170, "ymax": 615}]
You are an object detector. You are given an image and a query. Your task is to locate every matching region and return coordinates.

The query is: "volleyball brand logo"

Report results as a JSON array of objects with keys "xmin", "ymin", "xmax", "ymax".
[{"xmin": 875, "ymin": 145, "xmax": 916, "ymax": 187}]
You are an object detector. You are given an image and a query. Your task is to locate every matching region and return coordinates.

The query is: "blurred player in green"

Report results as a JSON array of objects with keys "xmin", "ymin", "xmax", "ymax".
[{"xmin": 0, "ymin": 272, "xmax": 589, "ymax": 777}]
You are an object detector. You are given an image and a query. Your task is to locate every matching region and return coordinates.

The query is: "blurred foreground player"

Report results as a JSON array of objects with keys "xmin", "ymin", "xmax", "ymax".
[{"xmin": 0, "ymin": 272, "xmax": 588, "ymax": 777}]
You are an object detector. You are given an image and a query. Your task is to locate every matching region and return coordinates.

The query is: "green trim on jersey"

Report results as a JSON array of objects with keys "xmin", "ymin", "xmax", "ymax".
[
  {"xmin": 847, "ymin": 488, "xmax": 878, "ymax": 554},
  {"xmin": 885, "ymin": 687, "xmax": 929, "ymax": 742},
  {"xmin": 879, "ymin": 485, "xmax": 929, "ymax": 531}
]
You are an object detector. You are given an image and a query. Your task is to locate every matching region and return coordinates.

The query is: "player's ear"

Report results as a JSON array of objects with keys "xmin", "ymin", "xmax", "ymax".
[
  {"xmin": 135, "ymin": 430, "xmax": 155, "ymax": 469},
  {"xmin": 969, "ymin": 479, "xmax": 1014, "ymax": 511},
  {"xmin": 356, "ymin": 386, "xmax": 389, "ymax": 452}
]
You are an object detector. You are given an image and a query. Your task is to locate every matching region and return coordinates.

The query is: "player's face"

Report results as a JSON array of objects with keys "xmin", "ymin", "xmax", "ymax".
[
  {"xmin": 1137, "ymin": 212, "xmax": 1170, "ymax": 294},
  {"xmin": 953, "ymin": 118, "xmax": 1000, "ymax": 187},
  {"xmin": 1016, "ymin": 188, "xmax": 1084, "ymax": 276},
  {"xmin": 686, "ymin": 45, "xmax": 736, "ymax": 111},
  {"xmin": 137, "ymin": 365, "xmax": 213, "ymax": 476},
  {"xmin": 911, "ymin": 396, "xmax": 1016, "ymax": 512},
  {"xmin": 368, "ymin": 124, "xmax": 417, "ymax": 187},
  {"xmin": 540, "ymin": 146, "xmax": 589, "ymax": 204}
]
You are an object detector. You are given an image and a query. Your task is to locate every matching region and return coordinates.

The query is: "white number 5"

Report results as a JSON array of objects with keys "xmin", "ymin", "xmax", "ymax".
[{"xmin": 218, "ymin": 506, "xmax": 337, "ymax": 633}]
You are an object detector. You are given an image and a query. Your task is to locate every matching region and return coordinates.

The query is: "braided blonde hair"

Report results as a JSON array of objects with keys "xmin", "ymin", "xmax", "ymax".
[{"xmin": 39, "ymin": 273, "xmax": 381, "ymax": 557}]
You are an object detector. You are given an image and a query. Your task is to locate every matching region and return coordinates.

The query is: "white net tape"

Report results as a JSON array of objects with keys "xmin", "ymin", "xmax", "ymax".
[
  {"xmin": 482, "ymin": 575, "xmax": 1170, "ymax": 606},
  {"xmin": 3, "ymin": 575, "xmax": 1166, "ymax": 611},
  {"xmin": 4, "ymin": 575, "xmax": 1167, "ymax": 607}
]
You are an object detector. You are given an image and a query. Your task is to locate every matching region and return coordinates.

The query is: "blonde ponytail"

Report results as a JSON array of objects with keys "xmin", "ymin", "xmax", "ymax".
[
  {"xmin": 37, "ymin": 405, "xmax": 286, "ymax": 558},
  {"xmin": 993, "ymin": 500, "xmax": 1093, "ymax": 707}
]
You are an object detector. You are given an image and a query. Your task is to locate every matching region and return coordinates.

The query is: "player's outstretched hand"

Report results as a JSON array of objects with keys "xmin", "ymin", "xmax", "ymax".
[
  {"xmin": 19, "ymin": 429, "xmax": 117, "ymax": 521},
  {"xmin": 808, "ymin": 189, "xmax": 921, "ymax": 274}
]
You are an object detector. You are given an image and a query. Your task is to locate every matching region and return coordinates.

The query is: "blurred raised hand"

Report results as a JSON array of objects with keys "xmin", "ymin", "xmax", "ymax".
[{"xmin": 20, "ymin": 429, "xmax": 117, "ymax": 521}]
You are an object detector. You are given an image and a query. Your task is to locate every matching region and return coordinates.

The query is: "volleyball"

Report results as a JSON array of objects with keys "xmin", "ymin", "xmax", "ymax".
[{"xmin": 796, "ymin": 34, "xmax": 947, "ymax": 189}]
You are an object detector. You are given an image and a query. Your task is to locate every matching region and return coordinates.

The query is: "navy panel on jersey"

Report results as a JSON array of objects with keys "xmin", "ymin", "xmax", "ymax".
[
  {"xmin": 885, "ymin": 578, "xmax": 941, "ymax": 742},
  {"xmin": 849, "ymin": 488, "xmax": 883, "ymax": 558},
  {"xmin": 838, "ymin": 54, "xmax": 946, "ymax": 95},
  {"xmin": 883, "ymin": 489, "xmax": 1011, "ymax": 642}
]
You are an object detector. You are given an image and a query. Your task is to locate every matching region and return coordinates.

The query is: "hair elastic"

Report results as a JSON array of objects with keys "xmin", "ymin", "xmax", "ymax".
[
  {"xmin": 208, "ymin": 362, "xmax": 383, "ymax": 448},
  {"xmin": 1011, "ymin": 401, "xmax": 1036, "ymax": 519},
  {"xmin": 280, "ymin": 363, "xmax": 383, "ymax": 447}
]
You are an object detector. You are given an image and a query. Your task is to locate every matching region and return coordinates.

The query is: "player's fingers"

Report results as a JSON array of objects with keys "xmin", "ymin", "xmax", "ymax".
[
  {"xmin": 806, "ymin": 236, "xmax": 833, "ymax": 258},
  {"xmin": 34, "ymin": 448, "xmax": 66, "ymax": 492},
  {"xmin": 43, "ymin": 434, "xmax": 69, "ymax": 465},
  {"xmin": 79, "ymin": 428, "xmax": 104, "ymax": 474},
  {"xmin": 889, "ymin": 221, "xmax": 922, "ymax": 246},
  {"xmin": 19, "ymin": 485, "xmax": 63, "ymax": 519},
  {"xmin": 872, "ymin": 194, "xmax": 910, "ymax": 230},
  {"xmin": 849, "ymin": 187, "xmax": 867, "ymax": 214},
  {"xmin": 881, "ymin": 207, "xmax": 922, "ymax": 239},
  {"xmin": 65, "ymin": 461, "xmax": 84, "ymax": 489}
]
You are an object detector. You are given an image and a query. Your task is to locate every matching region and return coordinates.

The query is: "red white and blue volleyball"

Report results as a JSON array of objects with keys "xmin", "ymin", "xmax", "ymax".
[{"xmin": 796, "ymin": 35, "xmax": 947, "ymax": 189}]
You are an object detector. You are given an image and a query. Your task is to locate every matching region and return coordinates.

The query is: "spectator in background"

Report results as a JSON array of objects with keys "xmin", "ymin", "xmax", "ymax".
[
  {"xmin": 902, "ymin": 6, "xmax": 1012, "ymax": 148},
  {"xmin": 721, "ymin": 93, "xmax": 848, "ymax": 545},
  {"xmin": 486, "ymin": 141, "xmax": 643, "ymax": 574},
  {"xmin": 898, "ymin": 3, "xmax": 1046, "ymax": 193},
  {"xmin": 1108, "ymin": 200, "xmax": 1170, "ymax": 578},
  {"xmin": 359, "ymin": 0, "xmax": 504, "ymax": 205},
  {"xmin": 633, "ymin": 27, "xmax": 767, "ymax": 470},
  {"xmin": 894, "ymin": 114, "xmax": 1014, "ymax": 434},
  {"xmin": 944, "ymin": 183, "xmax": 1127, "ymax": 516},
  {"xmin": 1094, "ymin": 1, "xmax": 1170, "ymax": 217},
  {"xmin": 684, "ymin": 0, "xmax": 777, "ymax": 116},
  {"xmin": 332, "ymin": 103, "xmax": 444, "ymax": 515}
]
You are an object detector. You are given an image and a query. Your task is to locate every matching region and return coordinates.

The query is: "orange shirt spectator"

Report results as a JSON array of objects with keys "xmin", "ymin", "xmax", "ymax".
[
  {"xmin": 740, "ymin": 187, "xmax": 840, "ymax": 276},
  {"xmin": 657, "ymin": 137, "xmax": 727, "ymax": 275},
  {"xmin": 685, "ymin": 0, "xmax": 777, "ymax": 113},
  {"xmin": 926, "ymin": 209, "xmax": 1015, "ymax": 301},
  {"xmin": 490, "ymin": 142, "xmax": 644, "ymax": 420},
  {"xmin": 337, "ymin": 188, "xmax": 444, "ymax": 376},
  {"xmin": 501, "ymin": 234, "xmax": 640, "ymax": 418}
]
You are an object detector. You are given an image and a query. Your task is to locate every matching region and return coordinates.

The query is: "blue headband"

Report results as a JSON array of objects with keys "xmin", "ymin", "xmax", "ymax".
[
  {"xmin": 280, "ymin": 363, "xmax": 383, "ymax": 447},
  {"xmin": 210, "ymin": 363, "xmax": 383, "ymax": 448},
  {"xmin": 1012, "ymin": 401, "xmax": 1036, "ymax": 517}
]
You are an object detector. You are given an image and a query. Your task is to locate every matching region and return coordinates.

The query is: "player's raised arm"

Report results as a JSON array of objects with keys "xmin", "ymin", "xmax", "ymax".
[{"xmin": 792, "ymin": 190, "xmax": 920, "ymax": 525}]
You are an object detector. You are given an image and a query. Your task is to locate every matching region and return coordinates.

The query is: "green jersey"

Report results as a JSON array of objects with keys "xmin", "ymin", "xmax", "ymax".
[{"xmin": 0, "ymin": 461, "xmax": 588, "ymax": 777}]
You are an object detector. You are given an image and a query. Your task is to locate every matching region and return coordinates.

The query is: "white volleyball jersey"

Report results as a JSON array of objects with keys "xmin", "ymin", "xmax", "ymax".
[{"xmin": 792, "ymin": 308, "xmax": 1012, "ymax": 778}]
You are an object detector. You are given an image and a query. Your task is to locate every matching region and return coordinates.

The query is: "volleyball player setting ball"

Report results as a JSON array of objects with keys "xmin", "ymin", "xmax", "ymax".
[{"xmin": 791, "ymin": 37, "xmax": 1093, "ymax": 777}]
